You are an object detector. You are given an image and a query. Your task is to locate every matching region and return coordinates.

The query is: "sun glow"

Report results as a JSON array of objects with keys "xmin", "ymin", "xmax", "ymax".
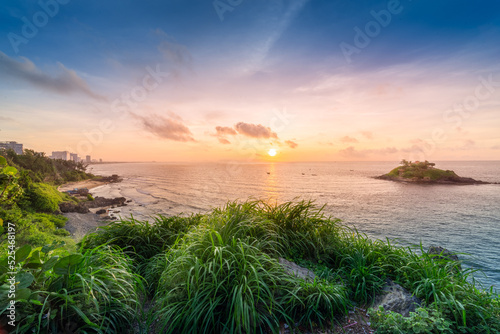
[{"xmin": 268, "ymin": 149, "xmax": 277, "ymax": 157}]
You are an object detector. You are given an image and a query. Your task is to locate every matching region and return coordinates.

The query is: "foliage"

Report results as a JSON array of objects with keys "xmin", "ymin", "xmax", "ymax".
[
  {"xmin": 1, "ymin": 199, "xmax": 497, "ymax": 333},
  {"xmin": 369, "ymin": 306, "xmax": 454, "ymax": 334},
  {"xmin": 0, "ymin": 156, "xmax": 22, "ymax": 207},
  {"xmin": 152, "ymin": 210, "xmax": 349, "ymax": 333},
  {"xmin": 387, "ymin": 160, "xmax": 456, "ymax": 181},
  {"xmin": 0, "ymin": 242, "xmax": 142, "ymax": 333},
  {"xmin": 1, "ymin": 149, "xmax": 93, "ymax": 185},
  {"xmin": 80, "ymin": 214, "xmax": 203, "ymax": 263},
  {"xmin": 0, "ymin": 206, "xmax": 73, "ymax": 249},
  {"xmin": 21, "ymin": 183, "xmax": 67, "ymax": 213}
]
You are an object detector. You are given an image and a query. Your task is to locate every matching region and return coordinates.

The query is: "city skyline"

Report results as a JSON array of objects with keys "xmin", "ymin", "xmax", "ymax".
[{"xmin": 1, "ymin": 0, "xmax": 500, "ymax": 162}]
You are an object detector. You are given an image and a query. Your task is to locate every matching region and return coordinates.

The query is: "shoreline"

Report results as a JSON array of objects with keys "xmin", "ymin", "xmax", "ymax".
[{"xmin": 60, "ymin": 176, "xmax": 130, "ymax": 239}]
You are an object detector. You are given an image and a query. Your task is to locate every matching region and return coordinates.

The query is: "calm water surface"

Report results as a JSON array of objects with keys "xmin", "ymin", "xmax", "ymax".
[{"xmin": 89, "ymin": 161, "xmax": 500, "ymax": 289}]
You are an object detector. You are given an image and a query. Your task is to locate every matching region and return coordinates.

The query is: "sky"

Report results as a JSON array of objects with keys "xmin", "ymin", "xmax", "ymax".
[{"xmin": 1, "ymin": 0, "xmax": 500, "ymax": 162}]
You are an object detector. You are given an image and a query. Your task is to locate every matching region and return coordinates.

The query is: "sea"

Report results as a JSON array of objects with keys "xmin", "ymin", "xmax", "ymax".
[{"xmin": 89, "ymin": 161, "xmax": 500, "ymax": 290}]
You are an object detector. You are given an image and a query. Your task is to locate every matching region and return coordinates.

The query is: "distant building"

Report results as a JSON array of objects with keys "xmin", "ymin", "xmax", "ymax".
[
  {"xmin": 0, "ymin": 141, "xmax": 23, "ymax": 155},
  {"xmin": 86, "ymin": 155, "xmax": 91, "ymax": 163},
  {"xmin": 70, "ymin": 153, "xmax": 79, "ymax": 162},
  {"xmin": 99, "ymin": 158, "xmax": 102, "ymax": 163},
  {"xmin": 51, "ymin": 151, "xmax": 70, "ymax": 160}
]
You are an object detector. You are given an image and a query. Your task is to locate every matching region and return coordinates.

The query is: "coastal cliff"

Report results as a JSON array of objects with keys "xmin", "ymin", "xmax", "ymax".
[{"xmin": 376, "ymin": 160, "xmax": 490, "ymax": 184}]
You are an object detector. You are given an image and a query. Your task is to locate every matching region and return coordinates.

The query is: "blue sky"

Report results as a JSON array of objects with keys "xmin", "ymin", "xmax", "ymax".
[{"xmin": 1, "ymin": 0, "xmax": 500, "ymax": 161}]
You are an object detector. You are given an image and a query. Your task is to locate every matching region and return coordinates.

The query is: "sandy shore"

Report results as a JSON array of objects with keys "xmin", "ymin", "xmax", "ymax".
[
  {"xmin": 63, "ymin": 212, "xmax": 111, "ymax": 240},
  {"xmin": 60, "ymin": 178, "xmax": 122, "ymax": 239}
]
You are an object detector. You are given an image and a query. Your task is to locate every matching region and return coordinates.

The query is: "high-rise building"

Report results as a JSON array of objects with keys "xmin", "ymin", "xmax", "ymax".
[
  {"xmin": 86, "ymin": 155, "xmax": 91, "ymax": 163},
  {"xmin": 0, "ymin": 141, "xmax": 23, "ymax": 155},
  {"xmin": 70, "ymin": 153, "xmax": 79, "ymax": 162},
  {"xmin": 51, "ymin": 151, "xmax": 70, "ymax": 160}
]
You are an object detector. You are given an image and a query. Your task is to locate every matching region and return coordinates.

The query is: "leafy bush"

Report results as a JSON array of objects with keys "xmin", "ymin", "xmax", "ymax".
[
  {"xmin": 1, "ymin": 149, "xmax": 93, "ymax": 185},
  {"xmin": 22, "ymin": 183, "xmax": 65, "ymax": 213},
  {"xmin": 0, "ymin": 206, "xmax": 72, "ymax": 248},
  {"xmin": 369, "ymin": 306, "xmax": 453, "ymax": 334},
  {"xmin": 0, "ymin": 242, "xmax": 142, "ymax": 333},
  {"xmin": 0, "ymin": 156, "xmax": 22, "ymax": 207}
]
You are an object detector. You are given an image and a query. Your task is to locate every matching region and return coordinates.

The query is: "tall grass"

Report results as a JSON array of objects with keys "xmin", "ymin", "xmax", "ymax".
[
  {"xmin": 148, "ymin": 201, "xmax": 349, "ymax": 333},
  {"xmin": 7, "ymin": 199, "xmax": 497, "ymax": 333},
  {"xmin": 2, "ymin": 244, "xmax": 142, "ymax": 333},
  {"xmin": 80, "ymin": 214, "xmax": 202, "ymax": 261}
]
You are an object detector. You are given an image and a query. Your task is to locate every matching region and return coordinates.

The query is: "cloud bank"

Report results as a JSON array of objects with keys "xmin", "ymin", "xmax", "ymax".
[
  {"xmin": 131, "ymin": 112, "xmax": 195, "ymax": 142},
  {"xmin": 0, "ymin": 52, "xmax": 106, "ymax": 101},
  {"xmin": 235, "ymin": 122, "xmax": 278, "ymax": 139}
]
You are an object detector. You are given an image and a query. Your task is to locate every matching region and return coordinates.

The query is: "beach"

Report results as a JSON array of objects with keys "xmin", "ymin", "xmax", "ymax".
[{"xmin": 60, "ymin": 177, "xmax": 131, "ymax": 239}]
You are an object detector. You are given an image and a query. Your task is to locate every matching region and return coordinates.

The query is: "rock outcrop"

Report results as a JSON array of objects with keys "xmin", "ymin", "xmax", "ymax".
[
  {"xmin": 428, "ymin": 246, "xmax": 459, "ymax": 262},
  {"xmin": 59, "ymin": 196, "xmax": 127, "ymax": 213},
  {"xmin": 372, "ymin": 279, "xmax": 421, "ymax": 317},
  {"xmin": 278, "ymin": 258, "xmax": 316, "ymax": 281}
]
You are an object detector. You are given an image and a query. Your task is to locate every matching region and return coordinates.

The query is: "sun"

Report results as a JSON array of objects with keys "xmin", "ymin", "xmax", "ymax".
[{"xmin": 268, "ymin": 149, "xmax": 277, "ymax": 157}]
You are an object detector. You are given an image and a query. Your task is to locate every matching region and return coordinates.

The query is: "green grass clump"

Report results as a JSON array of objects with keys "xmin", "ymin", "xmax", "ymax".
[
  {"xmin": 80, "ymin": 214, "xmax": 203, "ymax": 262},
  {"xmin": 21, "ymin": 183, "xmax": 66, "ymax": 213},
  {"xmin": 0, "ymin": 242, "xmax": 142, "ymax": 333},
  {"xmin": 151, "ymin": 210, "xmax": 349, "ymax": 333},
  {"xmin": 3, "ymin": 199, "xmax": 498, "ymax": 333}
]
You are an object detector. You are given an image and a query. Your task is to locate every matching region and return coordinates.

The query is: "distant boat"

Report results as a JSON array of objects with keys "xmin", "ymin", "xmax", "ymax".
[
  {"xmin": 302, "ymin": 173, "xmax": 305, "ymax": 175},
  {"xmin": 267, "ymin": 172, "xmax": 271, "ymax": 175}
]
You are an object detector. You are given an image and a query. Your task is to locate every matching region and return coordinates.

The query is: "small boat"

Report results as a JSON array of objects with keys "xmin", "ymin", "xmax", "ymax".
[{"xmin": 266, "ymin": 172, "xmax": 271, "ymax": 175}]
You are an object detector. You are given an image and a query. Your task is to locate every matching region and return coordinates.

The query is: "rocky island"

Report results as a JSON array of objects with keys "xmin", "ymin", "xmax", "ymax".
[{"xmin": 376, "ymin": 160, "xmax": 491, "ymax": 184}]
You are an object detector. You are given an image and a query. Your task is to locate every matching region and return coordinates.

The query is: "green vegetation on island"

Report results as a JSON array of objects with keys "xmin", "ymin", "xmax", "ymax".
[{"xmin": 377, "ymin": 160, "xmax": 489, "ymax": 184}]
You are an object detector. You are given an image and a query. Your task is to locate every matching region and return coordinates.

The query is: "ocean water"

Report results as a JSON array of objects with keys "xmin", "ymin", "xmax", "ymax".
[{"xmin": 89, "ymin": 161, "xmax": 500, "ymax": 289}]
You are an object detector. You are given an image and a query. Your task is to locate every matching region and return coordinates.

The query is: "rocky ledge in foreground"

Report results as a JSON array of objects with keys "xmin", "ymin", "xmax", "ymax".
[{"xmin": 376, "ymin": 160, "xmax": 493, "ymax": 185}]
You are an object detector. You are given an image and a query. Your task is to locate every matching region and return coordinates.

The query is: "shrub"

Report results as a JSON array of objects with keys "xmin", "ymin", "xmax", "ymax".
[
  {"xmin": 0, "ymin": 242, "xmax": 143, "ymax": 333},
  {"xmin": 22, "ymin": 183, "xmax": 65, "ymax": 213},
  {"xmin": 369, "ymin": 306, "xmax": 454, "ymax": 334}
]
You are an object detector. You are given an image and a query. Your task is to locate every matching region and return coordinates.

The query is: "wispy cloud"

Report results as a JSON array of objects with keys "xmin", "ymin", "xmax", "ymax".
[
  {"xmin": 340, "ymin": 136, "xmax": 359, "ymax": 144},
  {"xmin": 130, "ymin": 112, "xmax": 195, "ymax": 142},
  {"xmin": 155, "ymin": 29, "xmax": 192, "ymax": 75},
  {"xmin": 285, "ymin": 140, "xmax": 298, "ymax": 149},
  {"xmin": 0, "ymin": 51, "xmax": 106, "ymax": 101},
  {"xmin": 361, "ymin": 131, "xmax": 373, "ymax": 139},
  {"xmin": 248, "ymin": 0, "xmax": 309, "ymax": 70},
  {"xmin": 215, "ymin": 126, "xmax": 237, "ymax": 136},
  {"xmin": 235, "ymin": 122, "xmax": 278, "ymax": 139}
]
